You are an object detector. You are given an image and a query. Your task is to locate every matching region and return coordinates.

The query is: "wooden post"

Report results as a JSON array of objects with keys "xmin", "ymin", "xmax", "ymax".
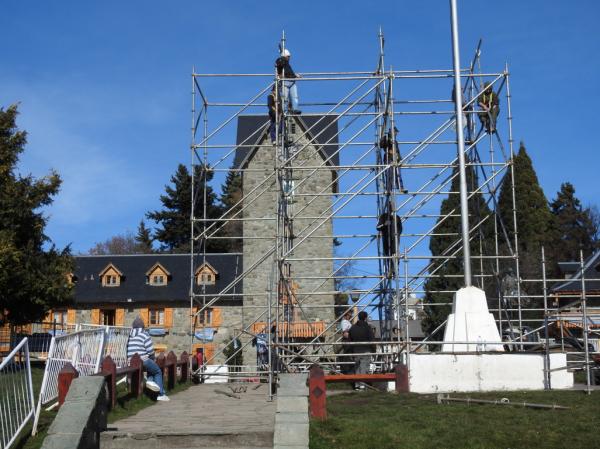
[
  {"xmin": 394, "ymin": 364, "xmax": 409, "ymax": 393},
  {"xmin": 166, "ymin": 351, "xmax": 177, "ymax": 390},
  {"xmin": 308, "ymin": 364, "xmax": 327, "ymax": 420},
  {"xmin": 180, "ymin": 351, "xmax": 189, "ymax": 382},
  {"xmin": 58, "ymin": 363, "xmax": 79, "ymax": 407},
  {"xmin": 130, "ymin": 353, "xmax": 143, "ymax": 398},
  {"xmin": 101, "ymin": 355, "xmax": 117, "ymax": 409}
]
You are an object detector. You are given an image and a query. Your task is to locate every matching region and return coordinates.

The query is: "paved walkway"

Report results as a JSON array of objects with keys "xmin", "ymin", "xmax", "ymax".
[{"xmin": 101, "ymin": 382, "xmax": 276, "ymax": 449}]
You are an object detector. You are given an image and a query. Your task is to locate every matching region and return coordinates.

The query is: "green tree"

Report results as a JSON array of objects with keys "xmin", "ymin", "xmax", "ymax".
[
  {"xmin": 422, "ymin": 163, "xmax": 493, "ymax": 336},
  {"xmin": 219, "ymin": 170, "xmax": 243, "ymax": 252},
  {"xmin": 497, "ymin": 143, "xmax": 553, "ymax": 282},
  {"xmin": 135, "ymin": 220, "xmax": 154, "ymax": 253},
  {"xmin": 549, "ymin": 182, "xmax": 599, "ymax": 269},
  {"xmin": 147, "ymin": 164, "xmax": 224, "ymax": 253},
  {"xmin": 0, "ymin": 105, "xmax": 73, "ymax": 325}
]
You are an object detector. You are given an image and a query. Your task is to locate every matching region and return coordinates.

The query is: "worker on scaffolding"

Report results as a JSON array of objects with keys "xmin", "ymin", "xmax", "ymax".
[
  {"xmin": 377, "ymin": 207, "xmax": 402, "ymax": 277},
  {"xmin": 379, "ymin": 127, "xmax": 408, "ymax": 194},
  {"xmin": 268, "ymin": 84, "xmax": 282, "ymax": 144},
  {"xmin": 275, "ymin": 48, "xmax": 301, "ymax": 114},
  {"xmin": 478, "ymin": 81, "xmax": 500, "ymax": 133}
]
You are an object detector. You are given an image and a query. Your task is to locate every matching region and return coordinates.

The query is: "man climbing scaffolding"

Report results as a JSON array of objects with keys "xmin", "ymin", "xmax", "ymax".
[
  {"xmin": 379, "ymin": 126, "xmax": 408, "ymax": 194},
  {"xmin": 275, "ymin": 48, "xmax": 301, "ymax": 114},
  {"xmin": 478, "ymin": 81, "xmax": 500, "ymax": 133},
  {"xmin": 376, "ymin": 207, "xmax": 403, "ymax": 276}
]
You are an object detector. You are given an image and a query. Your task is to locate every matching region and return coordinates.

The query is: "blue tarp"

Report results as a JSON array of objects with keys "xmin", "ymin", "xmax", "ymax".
[
  {"xmin": 148, "ymin": 328, "xmax": 167, "ymax": 336},
  {"xmin": 194, "ymin": 328, "xmax": 215, "ymax": 341}
]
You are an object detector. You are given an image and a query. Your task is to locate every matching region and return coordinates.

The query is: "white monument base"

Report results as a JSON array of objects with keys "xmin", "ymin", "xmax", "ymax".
[
  {"xmin": 442, "ymin": 286, "xmax": 504, "ymax": 352},
  {"xmin": 393, "ymin": 352, "xmax": 573, "ymax": 393}
]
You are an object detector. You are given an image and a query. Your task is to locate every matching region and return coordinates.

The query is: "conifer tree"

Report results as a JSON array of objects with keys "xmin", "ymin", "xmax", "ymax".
[
  {"xmin": 147, "ymin": 163, "xmax": 224, "ymax": 253},
  {"xmin": 422, "ymin": 162, "xmax": 493, "ymax": 336},
  {"xmin": 219, "ymin": 171, "xmax": 243, "ymax": 252},
  {"xmin": 0, "ymin": 105, "xmax": 73, "ymax": 325},
  {"xmin": 549, "ymin": 182, "xmax": 599, "ymax": 269},
  {"xmin": 135, "ymin": 220, "xmax": 154, "ymax": 253},
  {"xmin": 497, "ymin": 143, "xmax": 553, "ymax": 282}
]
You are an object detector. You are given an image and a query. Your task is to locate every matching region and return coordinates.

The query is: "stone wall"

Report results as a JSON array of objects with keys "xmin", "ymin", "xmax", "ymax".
[{"xmin": 241, "ymin": 120, "xmax": 335, "ymax": 360}]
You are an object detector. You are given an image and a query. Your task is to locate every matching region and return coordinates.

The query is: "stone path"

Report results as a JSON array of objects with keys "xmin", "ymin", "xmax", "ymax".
[{"xmin": 101, "ymin": 382, "xmax": 276, "ymax": 449}]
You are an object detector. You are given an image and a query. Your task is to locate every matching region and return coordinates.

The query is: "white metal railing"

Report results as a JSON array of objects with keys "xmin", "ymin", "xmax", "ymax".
[
  {"xmin": 0, "ymin": 338, "xmax": 35, "ymax": 449},
  {"xmin": 31, "ymin": 324, "xmax": 131, "ymax": 435}
]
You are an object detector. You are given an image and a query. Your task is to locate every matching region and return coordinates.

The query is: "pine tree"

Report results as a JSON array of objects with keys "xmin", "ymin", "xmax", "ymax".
[
  {"xmin": 0, "ymin": 105, "xmax": 73, "ymax": 325},
  {"xmin": 147, "ymin": 163, "xmax": 224, "ymax": 253},
  {"xmin": 135, "ymin": 220, "xmax": 154, "ymax": 253},
  {"xmin": 219, "ymin": 171, "xmax": 243, "ymax": 252},
  {"xmin": 497, "ymin": 143, "xmax": 553, "ymax": 282},
  {"xmin": 422, "ymin": 163, "xmax": 493, "ymax": 336},
  {"xmin": 549, "ymin": 182, "xmax": 598, "ymax": 268}
]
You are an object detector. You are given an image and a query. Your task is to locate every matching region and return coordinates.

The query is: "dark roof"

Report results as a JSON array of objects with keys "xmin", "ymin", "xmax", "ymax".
[
  {"xmin": 232, "ymin": 114, "xmax": 340, "ymax": 171},
  {"xmin": 73, "ymin": 253, "xmax": 242, "ymax": 305},
  {"xmin": 552, "ymin": 251, "xmax": 600, "ymax": 294}
]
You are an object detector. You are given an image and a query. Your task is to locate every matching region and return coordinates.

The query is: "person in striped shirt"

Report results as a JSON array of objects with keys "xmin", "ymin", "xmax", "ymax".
[{"xmin": 127, "ymin": 316, "xmax": 169, "ymax": 401}]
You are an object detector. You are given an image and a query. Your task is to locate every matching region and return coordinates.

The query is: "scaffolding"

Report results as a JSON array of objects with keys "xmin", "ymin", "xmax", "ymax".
[{"xmin": 188, "ymin": 28, "xmax": 600, "ymax": 395}]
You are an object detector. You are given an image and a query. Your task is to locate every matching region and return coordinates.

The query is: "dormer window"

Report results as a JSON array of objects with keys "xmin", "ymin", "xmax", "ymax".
[
  {"xmin": 99, "ymin": 263, "xmax": 123, "ymax": 287},
  {"xmin": 146, "ymin": 262, "xmax": 170, "ymax": 287},
  {"xmin": 195, "ymin": 262, "xmax": 218, "ymax": 286}
]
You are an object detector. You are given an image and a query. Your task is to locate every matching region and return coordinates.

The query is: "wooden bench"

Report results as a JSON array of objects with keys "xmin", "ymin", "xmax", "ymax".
[{"xmin": 308, "ymin": 364, "xmax": 408, "ymax": 420}]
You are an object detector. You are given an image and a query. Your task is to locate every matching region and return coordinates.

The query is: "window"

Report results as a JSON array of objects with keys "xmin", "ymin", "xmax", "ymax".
[
  {"xmin": 149, "ymin": 308, "xmax": 165, "ymax": 326},
  {"xmin": 199, "ymin": 273, "xmax": 213, "ymax": 285},
  {"xmin": 105, "ymin": 275, "xmax": 117, "ymax": 286},
  {"xmin": 52, "ymin": 310, "xmax": 67, "ymax": 325},
  {"xmin": 152, "ymin": 275, "xmax": 165, "ymax": 285},
  {"xmin": 195, "ymin": 263, "xmax": 218, "ymax": 286},
  {"xmin": 101, "ymin": 309, "xmax": 116, "ymax": 326},
  {"xmin": 198, "ymin": 308, "xmax": 213, "ymax": 325}
]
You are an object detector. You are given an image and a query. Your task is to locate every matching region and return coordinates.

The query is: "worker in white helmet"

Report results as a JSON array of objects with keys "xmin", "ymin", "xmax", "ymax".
[{"xmin": 275, "ymin": 48, "xmax": 301, "ymax": 114}]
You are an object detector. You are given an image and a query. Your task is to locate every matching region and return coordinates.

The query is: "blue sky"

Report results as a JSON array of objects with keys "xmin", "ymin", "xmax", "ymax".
[{"xmin": 1, "ymin": 0, "xmax": 598, "ymax": 253}]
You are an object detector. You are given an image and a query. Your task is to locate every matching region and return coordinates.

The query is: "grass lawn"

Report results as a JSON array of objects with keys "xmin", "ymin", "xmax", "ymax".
[
  {"xmin": 11, "ymin": 363, "xmax": 191, "ymax": 449},
  {"xmin": 310, "ymin": 389, "xmax": 600, "ymax": 449}
]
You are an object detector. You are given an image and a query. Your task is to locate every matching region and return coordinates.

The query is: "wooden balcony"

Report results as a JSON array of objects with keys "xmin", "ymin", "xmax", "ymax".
[{"xmin": 251, "ymin": 321, "xmax": 326, "ymax": 338}]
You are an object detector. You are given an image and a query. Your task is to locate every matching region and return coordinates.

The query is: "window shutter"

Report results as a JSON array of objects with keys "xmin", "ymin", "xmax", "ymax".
[
  {"xmin": 164, "ymin": 308, "xmax": 173, "ymax": 328},
  {"xmin": 67, "ymin": 309, "xmax": 77, "ymax": 324},
  {"xmin": 212, "ymin": 308, "xmax": 222, "ymax": 327},
  {"xmin": 139, "ymin": 308, "xmax": 149, "ymax": 327},
  {"xmin": 91, "ymin": 309, "xmax": 100, "ymax": 325},
  {"xmin": 115, "ymin": 308, "xmax": 125, "ymax": 326}
]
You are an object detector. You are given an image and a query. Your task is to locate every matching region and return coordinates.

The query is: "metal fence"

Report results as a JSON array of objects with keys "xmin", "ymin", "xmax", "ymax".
[
  {"xmin": 0, "ymin": 338, "xmax": 35, "ymax": 449},
  {"xmin": 31, "ymin": 325, "xmax": 131, "ymax": 435}
]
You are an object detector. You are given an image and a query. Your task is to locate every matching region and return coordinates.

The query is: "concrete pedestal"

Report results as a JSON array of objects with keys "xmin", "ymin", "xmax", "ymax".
[{"xmin": 442, "ymin": 286, "xmax": 504, "ymax": 352}]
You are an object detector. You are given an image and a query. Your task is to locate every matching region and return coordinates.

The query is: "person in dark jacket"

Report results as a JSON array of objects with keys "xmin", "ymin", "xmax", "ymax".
[
  {"xmin": 348, "ymin": 311, "xmax": 376, "ymax": 389},
  {"xmin": 377, "ymin": 209, "xmax": 402, "ymax": 276},
  {"xmin": 379, "ymin": 127, "xmax": 407, "ymax": 194},
  {"xmin": 275, "ymin": 48, "xmax": 301, "ymax": 114}
]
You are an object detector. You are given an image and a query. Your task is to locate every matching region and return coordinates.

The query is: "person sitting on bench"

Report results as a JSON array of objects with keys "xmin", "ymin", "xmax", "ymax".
[{"xmin": 127, "ymin": 316, "xmax": 169, "ymax": 401}]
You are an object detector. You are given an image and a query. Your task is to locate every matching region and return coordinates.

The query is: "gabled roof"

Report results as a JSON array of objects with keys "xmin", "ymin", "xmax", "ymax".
[
  {"xmin": 99, "ymin": 263, "xmax": 123, "ymax": 277},
  {"xmin": 74, "ymin": 253, "xmax": 242, "ymax": 305},
  {"xmin": 195, "ymin": 261, "xmax": 218, "ymax": 275},
  {"xmin": 145, "ymin": 262, "xmax": 171, "ymax": 277},
  {"xmin": 232, "ymin": 114, "xmax": 340, "ymax": 171},
  {"xmin": 552, "ymin": 251, "xmax": 600, "ymax": 294}
]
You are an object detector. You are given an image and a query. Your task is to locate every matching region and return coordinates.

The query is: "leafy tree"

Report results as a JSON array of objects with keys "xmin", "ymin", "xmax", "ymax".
[
  {"xmin": 497, "ymin": 143, "xmax": 553, "ymax": 284},
  {"xmin": 549, "ymin": 182, "xmax": 599, "ymax": 269},
  {"xmin": 135, "ymin": 220, "xmax": 154, "ymax": 253},
  {"xmin": 147, "ymin": 164, "xmax": 224, "ymax": 253},
  {"xmin": 219, "ymin": 171, "xmax": 243, "ymax": 252},
  {"xmin": 0, "ymin": 105, "xmax": 73, "ymax": 325},
  {"xmin": 88, "ymin": 229, "xmax": 153, "ymax": 255},
  {"xmin": 422, "ymin": 163, "xmax": 493, "ymax": 336}
]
